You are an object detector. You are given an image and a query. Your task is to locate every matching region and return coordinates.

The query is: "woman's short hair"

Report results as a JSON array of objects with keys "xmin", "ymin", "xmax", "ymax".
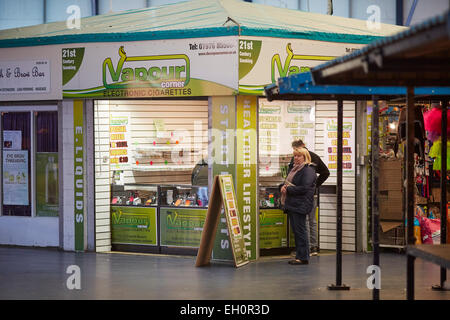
[{"xmin": 293, "ymin": 147, "xmax": 311, "ymax": 164}]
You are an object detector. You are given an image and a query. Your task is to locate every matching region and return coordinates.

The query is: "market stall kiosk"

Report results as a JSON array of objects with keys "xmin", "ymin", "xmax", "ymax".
[
  {"xmin": 0, "ymin": 0, "xmax": 406, "ymax": 259},
  {"xmin": 266, "ymin": 69, "xmax": 450, "ymax": 295},
  {"xmin": 303, "ymin": 10, "xmax": 450, "ymax": 300}
]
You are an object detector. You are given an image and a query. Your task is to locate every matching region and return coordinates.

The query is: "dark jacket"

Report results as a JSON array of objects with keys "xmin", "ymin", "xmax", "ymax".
[
  {"xmin": 288, "ymin": 150, "xmax": 330, "ymax": 188},
  {"xmin": 280, "ymin": 164, "xmax": 317, "ymax": 215}
]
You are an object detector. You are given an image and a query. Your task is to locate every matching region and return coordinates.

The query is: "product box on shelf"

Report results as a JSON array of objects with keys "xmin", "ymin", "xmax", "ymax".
[{"xmin": 431, "ymin": 187, "xmax": 450, "ymax": 203}]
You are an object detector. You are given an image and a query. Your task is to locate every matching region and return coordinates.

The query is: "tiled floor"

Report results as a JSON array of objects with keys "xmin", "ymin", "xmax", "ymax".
[{"xmin": 0, "ymin": 247, "xmax": 449, "ymax": 300}]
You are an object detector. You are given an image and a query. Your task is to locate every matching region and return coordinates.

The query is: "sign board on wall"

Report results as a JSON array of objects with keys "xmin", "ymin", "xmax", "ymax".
[
  {"xmin": 196, "ymin": 175, "xmax": 249, "ymax": 268},
  {"xmin": 74, "ymin": 100, "xmax": 84, "ymax": 251},
  {"xmin": 238, "ymin": 37, "xmax": 364, "ymax": 95},
  {"xmin": 0, "ymin": 45, "xmax": 61, "ymax": 101},
  {"xmin": 236, "ymin": 95, "xmax": 258, "ymax": 260},
  {"xmin": 210, "ymin": 96, "xmax": 236, "ymax": 262},
  {"xmin": 0, "ymin": 60, "xmax": 50, "ymax": 94},
  {"xmin": 324, "ymin": 117, "xmax": 355, "ymax": 176},
  {"xmin": 62, "ymin": 37, "xmax": 238, "ymax": 99}
]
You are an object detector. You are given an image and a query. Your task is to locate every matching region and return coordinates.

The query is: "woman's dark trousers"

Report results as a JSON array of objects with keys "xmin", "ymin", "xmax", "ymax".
[{"xmin": 289, "ymin": 212, "xmax": 310, "ymax": 261}]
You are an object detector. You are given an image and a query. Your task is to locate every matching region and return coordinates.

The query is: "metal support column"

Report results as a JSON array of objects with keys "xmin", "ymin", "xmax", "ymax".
[
  {"xmin": 328, "ymin": 99, "xmax": 350, "ymax": 291},
  {"xmin": 406, "ymin": 87, "xmax": 416, "ymax": 300},
  {"xmin": 432, "ymin": 99, "xmax": 449, "ymax": 291},
  {"xmin": 371, "ymin": 96, "xmax": 380, "ymax": 300}
]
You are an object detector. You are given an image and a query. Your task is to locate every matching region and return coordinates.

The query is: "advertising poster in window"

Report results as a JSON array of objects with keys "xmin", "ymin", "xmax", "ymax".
[
  {"xmin": 111, "ymin": 206, "xmax": 157, "ymax": 245},
  {"xmin": 324, "ymin": 118, "xmax": 355, "ymax": 175},
  {"xmin": 3, "ymin": 130, "xmax": 22, "ymax": 150},
  {"xmin": 35, "ymin": 153, "xmax": 58, "ymax": 217},
  {"xmin": 258, "ymin": 99, "xmax": 315, "ymax": 177},
  {"xmin": 3, "ymin": 150, "xmax": 29, "ymax": 205},
  {"xmin": 110, "ymin": 112, "xmax": 131, "ymax": 169},
  {"xmin": 160, "ymin": 207, "xmax": 207, "ymax": 247}
]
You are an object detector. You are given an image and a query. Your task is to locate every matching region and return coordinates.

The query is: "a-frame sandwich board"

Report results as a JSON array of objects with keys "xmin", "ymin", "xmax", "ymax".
[{"xmin": 195, "ymin": 174, "xmax": 249, "ymax": 268}]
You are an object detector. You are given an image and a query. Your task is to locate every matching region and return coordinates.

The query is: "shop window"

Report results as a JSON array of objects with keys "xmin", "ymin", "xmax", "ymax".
[
  {"xmin": 35, "ymin": 111, "xmax": 58, "ymax": 217},
  {"xmin": 100, "ymin": 100, "xmax": 209, "ymax": 251},
  {"xmin": 2, "ymin": 112, "xmax": 31, "ymax": 216}
]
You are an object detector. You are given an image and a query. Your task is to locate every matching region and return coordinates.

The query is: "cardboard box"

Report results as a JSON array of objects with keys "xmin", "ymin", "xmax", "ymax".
[
  {"xmin": 415, "ymin": 196, "xmax": 428, "ymax": 205},
  {"xmin": 380, "ymin": 221, "xmax": 402, "ymax": 233},
  {"xmin": 378, "ymin": 190, "xmax": 403, "ymax": 220},
  {"xmin": 379, "ymin": 159, "xmax": 402, "ymax": 191},
  {"xmin": 431, "ymin": 187, "xmax": 450, "ymax": 203}
]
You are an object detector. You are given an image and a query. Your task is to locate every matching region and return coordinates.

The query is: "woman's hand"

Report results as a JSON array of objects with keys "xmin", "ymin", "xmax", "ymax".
[{"xmin": 281, "ymin": 185, "xmax": 287, "ymax": 194}]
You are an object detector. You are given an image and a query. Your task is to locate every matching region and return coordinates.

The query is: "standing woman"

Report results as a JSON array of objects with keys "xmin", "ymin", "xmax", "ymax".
[{"xmin": 281, "ymin": 147, "xmax": 317, "ymax": 265}]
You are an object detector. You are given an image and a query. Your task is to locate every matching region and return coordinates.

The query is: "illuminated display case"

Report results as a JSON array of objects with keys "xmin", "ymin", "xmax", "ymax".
[
  {"xmin": 159, "ymin": 184, "xmax": 209, "ymax": 208},
  {"xmin": 259, "ymin": 186, "xmax": 281, "ymax": 209},
  {"xmin": 110, "ymin": 183, "xmax": 209, "ymax": 255},
  {"xmin": 111, "ymin": 184, "xmax": 158, "ymax": 206}
]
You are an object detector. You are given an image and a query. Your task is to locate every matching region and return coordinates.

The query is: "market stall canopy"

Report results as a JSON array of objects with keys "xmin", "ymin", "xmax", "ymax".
[
  {"xmin": 309, "ymin": 10, "xmax": 450, "ymax": 86},
  {"xmin": 0, "ymin": 0, "xmax": 406, "ymax": 48},
  {"xmin": 264, "ymin": 71, "xmax": 450, "ymax": 101}
]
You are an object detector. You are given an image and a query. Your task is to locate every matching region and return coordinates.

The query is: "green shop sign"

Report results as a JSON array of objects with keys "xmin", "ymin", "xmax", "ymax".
[
  {"xmin": 111, "ymin": 206, "xmax": 157, "ymax": 245},
  {"xmin": 259, "ymin": 209, "xmax": 287, "ymax": 249},
  {"xmin": 73, "ymin": 100, "xmax": 84, "ymax": 251},
  {"xmin": 160, "ymin": 207, "xmax": 207, "ymax": 247},
  {"xmin": 103, "ymin": 46, "xmax": 190, "ymax": 89},
  {"xmin": 236, "ymin": 95, "xmax": 258, "ymax": 260}
]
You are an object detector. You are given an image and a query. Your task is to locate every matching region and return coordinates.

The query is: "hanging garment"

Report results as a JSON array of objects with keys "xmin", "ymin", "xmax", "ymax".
[
  {"xmin": 423, "ymin": 107, "xmax": 450, "ymax": 141},
  {"xmin": 394, "ymin": 106, "xmax": 426, "ymax": 159},
  {"xmin": 428, "ymin": 138, "xmax": 450, "ymax": 171}
]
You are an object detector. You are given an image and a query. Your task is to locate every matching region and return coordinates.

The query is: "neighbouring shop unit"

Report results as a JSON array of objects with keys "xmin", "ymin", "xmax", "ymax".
[
  {"xmin": 0, "ymin": 0, "xmax": 407, "ymax": 254},
  {"xmin": 370, "ymin": 101, "xmax": 450, "ymax": 249}
]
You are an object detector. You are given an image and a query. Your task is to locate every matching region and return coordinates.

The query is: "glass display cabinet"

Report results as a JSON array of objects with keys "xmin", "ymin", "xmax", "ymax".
[
  {"xmin": 110, "ymin": 183, "xmax": 209, "ymax": 255},
  {"xmin": 111, "ymin": 184, "xmax": 158, "ymax": 207},
  {"xmin": 159, "ymin": 185, "xmax": 209, "ymax": 208}
]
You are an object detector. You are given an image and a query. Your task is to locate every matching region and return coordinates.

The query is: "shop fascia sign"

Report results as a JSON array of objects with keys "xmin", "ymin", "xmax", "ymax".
[
  {"xmin": 62, "ymin": 37, "xmax": 238, "ymax": 98},
  {"xmin": 238, "ymin": 37, "xmax": 363, "ymax": 95},
  {"xmin": 102, "ymin": 46, "xmax": 189, "ymax": 89}
]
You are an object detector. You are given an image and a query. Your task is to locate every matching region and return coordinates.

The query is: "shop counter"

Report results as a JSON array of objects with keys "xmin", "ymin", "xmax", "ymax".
[{"xmin": 110, "ymin": 184, "xmax": 209, "ymax": 255}]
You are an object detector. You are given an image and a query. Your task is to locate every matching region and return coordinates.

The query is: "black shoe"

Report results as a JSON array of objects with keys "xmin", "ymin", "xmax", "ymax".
[{"xmin": 288, "ymin": 259, "xmax": 309, "ymax": 265}]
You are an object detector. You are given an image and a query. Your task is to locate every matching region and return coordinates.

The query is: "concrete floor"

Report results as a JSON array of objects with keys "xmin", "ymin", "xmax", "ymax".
[{"xmin": 0, "ymin": 246, "xmax": 449, "ymax": 300}]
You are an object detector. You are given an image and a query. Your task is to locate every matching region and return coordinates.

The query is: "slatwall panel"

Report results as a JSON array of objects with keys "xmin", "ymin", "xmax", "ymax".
[
  {"xmin": 94, "ymin": 100, "xmax": 111, "ymax": 252},
  {"xmin": 94, "ymin": 99, "xmax": 208, "ymax": 252},
  {"xmin": 316, "ymin": 101, "xmax": 356, "ymax": 251}
]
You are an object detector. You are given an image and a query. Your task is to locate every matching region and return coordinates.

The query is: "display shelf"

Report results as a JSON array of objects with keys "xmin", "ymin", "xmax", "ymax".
[
  {"xmin": 134, "ymin": 145, "xmax": 202, "ymax": 154},
  {"xmin": 131, "ymin": 164, "xmax": 194, "ymax": 171},
  {"xmin": 124, "ymin": 185, "xmax": 157, "ymax": 192},
  {"xmin": 259, "ymin": 169, "xmax": 282, "ymax": 177}
]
